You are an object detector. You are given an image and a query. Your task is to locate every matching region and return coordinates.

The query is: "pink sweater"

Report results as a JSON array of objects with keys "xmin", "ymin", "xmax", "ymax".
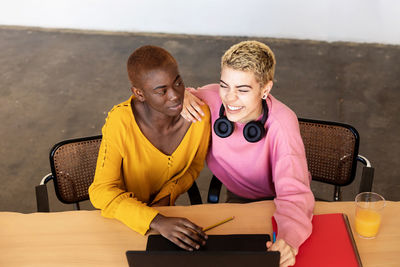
[{"xmin": 190, "ymin": 84, "xmax": 314, "ymax": 250}]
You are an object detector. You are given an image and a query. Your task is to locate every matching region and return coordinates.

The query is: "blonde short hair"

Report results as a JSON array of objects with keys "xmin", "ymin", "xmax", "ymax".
[{"xmin": 221, "ymin": 40, "xmax": 276, "ymax": 87}]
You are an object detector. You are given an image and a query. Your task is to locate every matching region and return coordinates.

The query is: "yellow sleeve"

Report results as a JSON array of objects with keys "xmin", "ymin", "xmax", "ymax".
[
  {"xmin": 88, "ymin": 107, "xmax": 158, "ymax": 235},
  {"xmin": 152, "ymin": 105, "xmax": 211, "ymax": 205}
]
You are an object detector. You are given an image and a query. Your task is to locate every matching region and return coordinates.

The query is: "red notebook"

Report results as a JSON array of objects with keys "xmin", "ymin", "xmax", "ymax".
[{"xmin": 272, "ymin": 213, "xmax": 362, "ymax": 267}]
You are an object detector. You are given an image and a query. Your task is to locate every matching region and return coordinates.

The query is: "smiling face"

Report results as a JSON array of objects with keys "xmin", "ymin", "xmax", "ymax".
[
  {"xmin": 133, "ymin": 62, "xmax": 185, "ymax": 117},
  {"xmin": 219, "ymin": 67, "xmax": 271, "ymax": 123}
]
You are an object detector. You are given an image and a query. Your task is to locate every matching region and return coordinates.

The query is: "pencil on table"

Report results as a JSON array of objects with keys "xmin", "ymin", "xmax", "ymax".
[{"xmin": 203, "ymin": 216, "xmax": 235, "ymax": 232}]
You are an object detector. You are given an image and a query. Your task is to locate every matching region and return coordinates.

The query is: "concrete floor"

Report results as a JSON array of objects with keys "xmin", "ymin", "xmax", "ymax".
[{"xmin": 0, "ymin": 26, "xmax": 399, "ymax": 213}]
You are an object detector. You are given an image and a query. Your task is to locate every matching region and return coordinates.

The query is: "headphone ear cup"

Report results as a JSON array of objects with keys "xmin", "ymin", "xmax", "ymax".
[
  {"xmin": 214, "ymin": 117, "xmax": 234, "ymax": 138},
  {"xmin": 243, "ymin": 121, "xmax": 265, "ymax": 143}
]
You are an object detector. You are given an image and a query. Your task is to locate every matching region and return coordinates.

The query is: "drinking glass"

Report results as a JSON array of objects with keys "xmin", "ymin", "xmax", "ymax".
[{"xmin": 355, "ymin": 192, "xmax": 386, "ymax": 239}]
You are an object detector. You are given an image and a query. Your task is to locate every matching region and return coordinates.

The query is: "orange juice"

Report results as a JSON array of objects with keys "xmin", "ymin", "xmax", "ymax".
[{"xmin": 355, "ymin": 209, "xmax": 381, "ymax": 238}]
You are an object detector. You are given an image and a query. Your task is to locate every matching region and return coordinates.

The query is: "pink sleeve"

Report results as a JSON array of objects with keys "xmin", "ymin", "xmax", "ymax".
[
  {"xmin": 273, "ymin": 154, "xmax": 315, "ymax": 250},
  {"xmin": 269, "ymin": 114, "xmax": 315, "ymax": 250},
  {"xmin": 187, "ymin": 84, "xmax": 220, "ymax": 106}
]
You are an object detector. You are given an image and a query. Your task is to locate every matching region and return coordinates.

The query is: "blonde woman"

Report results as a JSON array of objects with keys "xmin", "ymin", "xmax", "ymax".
[{"xmin": 182, "ymin": 41, "xmax": 314, "ymax": 266}]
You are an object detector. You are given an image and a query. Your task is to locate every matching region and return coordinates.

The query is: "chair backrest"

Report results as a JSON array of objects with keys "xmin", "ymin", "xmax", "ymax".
[
  {"xmin": 50, "ymin": 135, "xmax": 102, "ymax": 204},
  {"xmin": 298, "ymin": 118, "xmax": 359, "ymax": 187}
]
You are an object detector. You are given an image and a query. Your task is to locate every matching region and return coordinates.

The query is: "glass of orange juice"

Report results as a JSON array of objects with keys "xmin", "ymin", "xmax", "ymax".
[{"xmin": 355, "ymin": 192, "xmax": 386, "ymax": 239}]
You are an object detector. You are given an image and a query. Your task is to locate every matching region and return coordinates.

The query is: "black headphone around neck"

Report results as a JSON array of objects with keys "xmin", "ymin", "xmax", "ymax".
[{"xmin": 213, "ymin": 99, "xmax": 269, "ymax": 143}]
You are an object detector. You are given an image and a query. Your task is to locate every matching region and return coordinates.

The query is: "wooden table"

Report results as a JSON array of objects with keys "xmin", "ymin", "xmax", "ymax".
[{"xmin": 1, "ymin": 201, "xmax": 399, "ymax": 266}]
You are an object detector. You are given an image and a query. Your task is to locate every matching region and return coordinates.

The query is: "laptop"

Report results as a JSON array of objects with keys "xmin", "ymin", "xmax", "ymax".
[
  {"xmin": 126, "ymin": 250, "xmax": 280, "ymax": 267},
  {"xmin": 126, "ymin": 234, "xmax": 280, "ymax": 267},
  {"xmin": 146, "ymin": 234, "xmax": 271, "ymax": 251}
]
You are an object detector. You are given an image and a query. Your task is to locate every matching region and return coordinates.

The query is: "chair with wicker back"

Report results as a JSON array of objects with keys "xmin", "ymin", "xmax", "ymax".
[
  {"xmin": 207, "ymin": 118, "xmax": 374, "ymax": 203},
  {"xmin": 36, "ymin": 135, "xmax": 202, "ymax": 212},
  {"xmin": 298, "ymin": 118, "xmax": 374, "ymax": 201}
]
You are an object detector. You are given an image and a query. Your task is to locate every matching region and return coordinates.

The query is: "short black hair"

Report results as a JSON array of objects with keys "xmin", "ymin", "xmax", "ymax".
[{"xmin": 127, "ymin": 45, "xmax": 177, "ymax": 87}]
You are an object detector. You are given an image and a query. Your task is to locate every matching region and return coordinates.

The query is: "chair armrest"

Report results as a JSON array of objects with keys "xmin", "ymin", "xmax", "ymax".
[
  {"xmin": 187, "ymin": 182, "xmax": 202, "ymax": 205},
  {"xmin": 207, "ymin": 175, "xmax": 222, "ymax": 203},
  {"xmin": 36, "ymin": 184, "xmax": 50, "ymax": 212},
  {"xmin": 36, "ymin": 173, "xmax": 53, "ymax": 212},
  {"xmin": 359, "ymin": 166, "xmax": 374, "ymax": 193},
  {"xmin": 357, "ymin": 155, "xmax": 371, "ymax": 167},
  {"xmin": 357, "ymin": 155, "xmax": 374, "ymax": 193}
]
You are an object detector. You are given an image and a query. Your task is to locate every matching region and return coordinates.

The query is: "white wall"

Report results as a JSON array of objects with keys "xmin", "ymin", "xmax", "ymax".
[{"xmin": 1, "ymin": 0, "xmax": 399, "ymax": 45}]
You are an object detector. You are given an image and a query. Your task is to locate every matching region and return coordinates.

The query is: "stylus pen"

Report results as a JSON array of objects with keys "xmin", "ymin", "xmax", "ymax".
[
  {"xmin": 203, "ymin": 216, "xmax": 235, "ymax": 232},
  {"xmin": 273, "ymin": 231, "xmax": 276, "ymax": 243}
]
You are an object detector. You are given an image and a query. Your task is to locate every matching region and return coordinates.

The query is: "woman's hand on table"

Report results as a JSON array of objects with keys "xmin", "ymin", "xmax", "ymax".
[
  {"xmin": 150, "ymin": 214, "xmax": 207, "ymax": 251},
  {"xmin": 180, "ymin": 90, "xmax": 205, "ymax": 123},
  {"xmin": 266, "ymin": 239, "xmax": 298, "ymax": 267}
]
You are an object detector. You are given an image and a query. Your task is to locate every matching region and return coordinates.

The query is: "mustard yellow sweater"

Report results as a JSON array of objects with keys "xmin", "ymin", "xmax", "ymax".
[{"xmin": 89, "ymin": 96, "xmax": 210, "ymax": 235}]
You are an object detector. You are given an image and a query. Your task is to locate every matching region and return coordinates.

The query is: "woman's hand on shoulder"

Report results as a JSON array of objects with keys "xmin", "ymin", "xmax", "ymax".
[
  {"xmin": 150, "ymin": 214, "xmax": 208, "ymax": 251},
  {"xmin": 266, "ymin": 239, "xmax": 298, "ymax": 267},
  {"xmin": 181, "ymin": 90, "xmax": 205, "ymax": 123}
]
